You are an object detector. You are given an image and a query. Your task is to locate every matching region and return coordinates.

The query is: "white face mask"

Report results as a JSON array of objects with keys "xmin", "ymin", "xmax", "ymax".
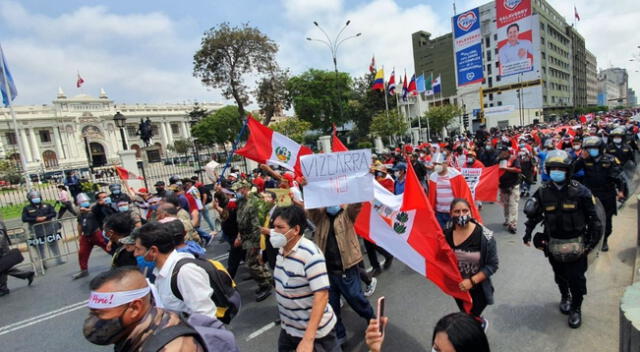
[
  {"xmin": 269, "ymin": 228, "xmax": 293, "ymax": 248},
  {"xmin": 613, "ymin": 137, "xmax": 622, "ymax": 144},
  {"xmin": 434, "ymin": 165, "xmax": 444, "ymax": 174}
]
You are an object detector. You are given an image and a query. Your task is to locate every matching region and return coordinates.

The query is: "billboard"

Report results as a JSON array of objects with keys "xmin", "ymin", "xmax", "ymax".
[
  {"xmin": 452, "ymin": 8, "xmax": 484, "ymax": 87},
  {"xmin": 496, "ymin": 0, "xmax": 534, "ymax": 77}
]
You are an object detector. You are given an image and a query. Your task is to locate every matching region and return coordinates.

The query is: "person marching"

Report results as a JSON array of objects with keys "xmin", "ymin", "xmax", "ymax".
[
  {"xmin": 573, "ymin": 136, "xmax": 626, "ymax": 252},
  {"xmin": 606, "ymin": 126, "xmax": 635, "ymax": 167},
  {"xmin": 523, "ymin": 150, "xmax": 602, "ymax": 328}
]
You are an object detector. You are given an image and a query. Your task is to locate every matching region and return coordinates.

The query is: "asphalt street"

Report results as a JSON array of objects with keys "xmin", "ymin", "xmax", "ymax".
[{"xmin": 0, "ymin": 189, "xmax": 636, "ymax": 352}]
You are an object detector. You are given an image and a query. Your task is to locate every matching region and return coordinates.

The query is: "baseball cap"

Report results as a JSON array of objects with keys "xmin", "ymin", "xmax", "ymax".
[{"xmin": 154, "ymin": 181, "xmax": 165, "ymax": 187}]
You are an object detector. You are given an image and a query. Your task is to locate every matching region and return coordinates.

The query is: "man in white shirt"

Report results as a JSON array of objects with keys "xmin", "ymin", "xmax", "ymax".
[
  {"xmin": 498, "ymin": 23, "xmax": 532, "ymax": 65},
  {"xmin": 133, "ymin": 221, "xmax": 216, "ymax": 316}
]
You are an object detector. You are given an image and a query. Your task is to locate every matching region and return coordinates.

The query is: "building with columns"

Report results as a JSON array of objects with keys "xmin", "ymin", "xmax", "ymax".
[{"xmin": 0, "ymin": 89, "xmax": 222, "ymax": 173}]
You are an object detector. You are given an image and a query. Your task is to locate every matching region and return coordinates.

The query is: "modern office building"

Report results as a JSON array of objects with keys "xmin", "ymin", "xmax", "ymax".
[
  {"xmin": 0, "ymin": 88, "xmax": 222, "ymax": 173},
  {"xmin": 411, "ymin": 31, "xmax": 457, "ymax": 103},
  {"xmin": 567, "ymin": 26, "xmax": 587, "ymax": 108},
  {"xmin": 628, "ymin": 88, "xmax": 637, "ymax": 107},
  {"xmin": 586, "ymin": 50, "xmax": 598, "ymax": 106},
  {"xmin": 598, "ymin": 67, "xmax": 629, "ymax": 108}
]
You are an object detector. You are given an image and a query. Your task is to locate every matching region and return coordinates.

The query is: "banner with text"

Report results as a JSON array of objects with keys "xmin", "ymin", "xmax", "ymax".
[
  {"xmin": 460, "ymin": 165, "xmax": 500, "ymax": 202},
  {"xmin": 300, "ymin": 149, "xmax": 373, "ymax": 209},
  {"xmin": 452, "ymin": 7, "xmax": 483, "ymax": 87}
]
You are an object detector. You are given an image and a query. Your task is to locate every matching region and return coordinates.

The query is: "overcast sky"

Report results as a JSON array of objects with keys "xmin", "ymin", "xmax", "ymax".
[{"xmin": 1, "ymin": 0, "xmax": 638, "ymax": 108}]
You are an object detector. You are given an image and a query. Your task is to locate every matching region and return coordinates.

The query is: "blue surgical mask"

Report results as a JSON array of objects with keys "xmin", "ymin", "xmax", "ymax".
[
  {"xmin": 31, "ymin": 198, "xmax": 41, "ymax": 204},
  {"xmin": 112, "ymin": 190, "xmax": 121, "ymax": 195},
  {"xmin": 549, "ymin": 170, "xmax": 566, "ymax": 183},
  {"xmin": 588, "ymin": 149, "xmax": 599, "ymax": 158},
  {"xmin": 326, "ymin": 205, "xmax": 341, "ymax": 216},
  {"xmin": 80, "ymin": 202, "xmax": 91, "ymax": 208},
  {"xmin": 104, "ymin": 197, "xmax": 112, "ymax": 204},
  {"xmin": 136, "ymin": 255, "xmax": 155, "ymax": 270},
  {"xmin": 118, "ymin": 206, "xmax": 129, "ymax": 212},
  {"xmin": 236, "ymin": 193, "xmax": 244, "ymax": 200}
]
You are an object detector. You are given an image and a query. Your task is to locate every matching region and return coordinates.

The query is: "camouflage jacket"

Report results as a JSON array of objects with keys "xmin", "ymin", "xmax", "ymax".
[{"xmin": 236, "ymin": 195, "xmax": 261, "ymax": 249}]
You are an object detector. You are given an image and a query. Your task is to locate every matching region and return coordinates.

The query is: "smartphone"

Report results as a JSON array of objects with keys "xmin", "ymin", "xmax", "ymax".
[{"xmin": 376, "ymin": 296, "xmax": 385, "ymax": 334}]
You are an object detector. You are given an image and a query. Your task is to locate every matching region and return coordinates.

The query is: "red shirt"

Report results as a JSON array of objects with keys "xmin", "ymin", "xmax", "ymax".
[
  {"xmin": 376, "ymin": 178, "xmax": 395, "ymax": 193},
  {"xmin": 185, "ymin": 193, "xmax": 199, "ymax": 213}
]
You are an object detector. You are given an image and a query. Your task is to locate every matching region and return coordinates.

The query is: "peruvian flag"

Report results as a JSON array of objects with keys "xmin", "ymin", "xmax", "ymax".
[
  {"xmin": 355, "ymin": 161, "xmax": 472, "ymax": 312},
  {"xmin": 428, "ymin": 168, "xmax": 483, "ymax": 223},
  {"xmin": 115, "ymin": 166, "xmax": 143, "ymax": 180},
  {"xmin": 331, "ymin": 124, "xmax": 348, "ymax": 152},
  {"xmin": 76, "ymin": 72, "xmax": 85, "ymax": 88},
  {"xmin": 388, "ymin": 70, "xmax": 396, "ymax": 96},
  {"xmin": 236, "ymin": 115, "xmax": 312, "ymax": 175},
  {"xmin": 574, "ymin": 6, "xmax": 580, "ymax": 21},
  {"xmin": 460, "ymin": 165, "xmax": 500, "ymax": 202}
]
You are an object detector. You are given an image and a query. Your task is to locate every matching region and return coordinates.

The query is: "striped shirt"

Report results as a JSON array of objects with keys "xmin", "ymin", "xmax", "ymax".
[
  {"xmin": 430, "ymin": 168, "xmax": 459, "ymax": 213},
  {"xmin": 274, "ymin": 236, "xmax": 336, "ymax": 338}
]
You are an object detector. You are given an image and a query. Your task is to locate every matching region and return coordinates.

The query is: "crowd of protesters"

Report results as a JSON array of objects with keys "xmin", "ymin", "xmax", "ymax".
[{"xmin": 0, "ymin": 108, "xmax": 637, "ymax": 351}]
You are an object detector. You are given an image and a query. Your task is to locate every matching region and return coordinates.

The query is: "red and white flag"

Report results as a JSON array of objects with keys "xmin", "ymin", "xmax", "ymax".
[
  {"xmin": 331, "ymin": 124, "xmax": 348, "ymax": 152},
  {"xmin": 115, "ymin": 166, "xmax": 143, "ymax": 180},
  {"xmin": 460, "ymin": 165, "xmax": 500, "ymax": 202},
  {"xmin": 428, "ymin": 168, "xmax": 483, "ymax": 223},
  {"xmin": 355, "ymin": 161, "xmax": 472, "ymax": 312},
  {"xmin": 574, "ymin": 6, "xmax": 580, "ymax": 21},
  {"xmin": 76, "ymin": 73, "xmax": 85, "ymax": 88},
  {"xmin": 236, "ymin": 115, "xmax": 312, "ymax": 175}
]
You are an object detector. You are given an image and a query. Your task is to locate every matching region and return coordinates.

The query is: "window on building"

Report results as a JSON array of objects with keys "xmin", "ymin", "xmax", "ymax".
[
  {"xmin": 488, "ymin": 76, "xmax": 493, "ymax": 87},
  {"xmin": 489, "ymin": 103, "xmax": 494, "ymax": 107},
  {"xmin": 171, "ymin": 123, "xmax": 180, "ymax": 134},
  {"xmin": 496, "ymin": 75, "xmax": 501, "ymax": 82},
  {"xmin": 541, "ymin": 52, "xmax": 546, "ymax": 59},
  {"xmin": 5, "ymin": 132, "xmax": 16, "ymax": 145},
  {"xmin": 484, "ymin": 103, "xmax": 488, "ymax": 108},
  {"xmin": 493, "ymin": 34, "xmax": 497, "ymax": 41},
  {"xmin": 39, "ymin": 130, "xmax": 51, "ymax": 143},
  {"xmin": 498, "ymin": 101, "xmax": 503, "ymax": 106},
  {"xmin": 127, "ymin": 125, "xmax": 137, "ymax": 137},
  {"xmin": 151, "ymin": 124, "xmax": 159, "ymax": 136},
  {"xmin": 487, "ymin": 64, "xmax": 492, "ymax": 75},
  {"xmin": 494, "ymin": 48, "xmax": 499, "ymax": 55},
  {"xmin": 495, "ymin": 61, "xmax": 499, "ymax": 68},
  {"xmin": 541, "ymin": 37, "xmax": 545, "ymax": 45},
  {"xmin": 485, "ymin": 37, "xmax": 490, "ymax": 47},
  {"xmin": 486, "ymin": 50, "xmax": 491, "ymax": 61},
  {"xmin": 489, "ymin": 93, "xmax": 494, "ymax": 101}
]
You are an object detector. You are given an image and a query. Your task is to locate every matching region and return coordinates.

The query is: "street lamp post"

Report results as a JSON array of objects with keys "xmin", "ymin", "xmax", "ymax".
[
  {"xmin": 188, "ymin": 114, "xmax": 202, "ymax": 175},
  {"xmin": 306, "ymin": 20, "xmax": 361, "ymax": 126},
  {"xmin": 113, "ymin": 111, "xmax": 128, "ymax": 150}
]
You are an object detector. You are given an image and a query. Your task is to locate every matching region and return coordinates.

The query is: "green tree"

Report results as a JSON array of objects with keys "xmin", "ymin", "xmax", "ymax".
[
  {"xmin": 255, "ymin": 66, "xmax": 291, "ymax": 126},
  {"xmin": 170, "ymin": 139, "xmax": 192, "ymax": 159},
  {"xmin": 287, "ymin": 69, "xmax": 352, "ymax": 131},
  {"xmin": 420, "ymin": 105, "xmax": 461, "ymax": 138},
  {"xmin": 191, "ymin": 105, "xmax": 243, "ymax": 151},
  {"xmin": 193, "ymin": 23, "xmax": 278, "ymax": 119},
  {"xmin": 269, "ymin": 118, "xmax": 312, "ymax": 144},
  {"xmin": 0, "ymin": 159, "xmax": 23, "ymax": 184},
  {"xmin": 369, "ymin": 110, "xmax": 408, "ymax": 145},
  {"xmin": 348, "ymin": 72, "xmax": 397, "ymax": 139}
]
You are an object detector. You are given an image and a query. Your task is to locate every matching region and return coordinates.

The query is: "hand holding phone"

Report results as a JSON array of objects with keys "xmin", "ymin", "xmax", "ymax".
[{"xmin": 376, "ymin": 296, "xmax": 386, "ymax": 334}]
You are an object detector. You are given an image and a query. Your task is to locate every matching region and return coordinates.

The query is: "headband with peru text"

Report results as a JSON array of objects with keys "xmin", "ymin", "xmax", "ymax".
[{"xmin": 87, "ymin": 287, "xmax": 150, "ymax": 309}]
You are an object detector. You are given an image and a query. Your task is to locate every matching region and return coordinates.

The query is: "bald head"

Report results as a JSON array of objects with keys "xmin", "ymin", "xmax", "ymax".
[
  {"xmin": 90, "ymin": 267, "xmax": 148, "ymax": 293},
  {"xmin": 157, "ymin": 202, "xmax": 178, "ymax": 219}
]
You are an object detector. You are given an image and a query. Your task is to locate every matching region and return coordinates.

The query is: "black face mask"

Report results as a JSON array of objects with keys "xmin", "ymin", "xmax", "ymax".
[
  {"xmin": 155, "ymin": 188, "xmax": 164, "ymax": 194},
  {"xmin": 452, "ymin": 215, "xmax": 471, "ymax": 227},
  {"xmin": 83, "ymin": 306, "xmax": 129, "ymax": 346}
]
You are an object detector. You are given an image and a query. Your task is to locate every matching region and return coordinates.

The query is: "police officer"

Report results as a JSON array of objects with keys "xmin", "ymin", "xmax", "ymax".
[
  {"xmin": 21, "ymin": 190, "xmax": 65, "ymax": 269},
  {"xmin": 108, "ymin": 184, "xmax": 131, "ymax": 204},
  {"xmin": 1, "ymin": 219, "xmax": 35, "ymax": 296},
  {"xmin": 523, "ymin": 150, "xmax": 602, "ymax": 329},
  {"xmin": 574, "ymin": 136, "xmax": 626, "ymax": 252},
  {"xmin": 607, "ymin": 127, "xmax": 635, "ymax": 167}
]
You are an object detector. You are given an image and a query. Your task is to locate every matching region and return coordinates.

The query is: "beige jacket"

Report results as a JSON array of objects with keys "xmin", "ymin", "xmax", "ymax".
[{"xmin": 307, "ymin": 204, "xmax": 363, "ymax": 271}]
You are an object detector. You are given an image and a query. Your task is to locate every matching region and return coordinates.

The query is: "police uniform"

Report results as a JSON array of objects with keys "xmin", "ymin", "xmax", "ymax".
[
  {"xmin": 607, "ymin": 142, "xmax": 635, "ymax": 167},
  {"xmin": 21, "ymin": 199, "xmax": 64, "ymax": 266},
  {"xmin": 523, "ymin": 180, "xmax": 602, "ymax": 328},
  {"xmin": 573, "ymin": 151, "xmax": 625, "ymax": 250}
]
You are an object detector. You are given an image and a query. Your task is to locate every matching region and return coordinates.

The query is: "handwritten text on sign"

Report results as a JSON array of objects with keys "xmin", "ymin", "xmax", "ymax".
[{"xmin": 300, "ymin": 149, "xmax": 373, "ymax": 209}]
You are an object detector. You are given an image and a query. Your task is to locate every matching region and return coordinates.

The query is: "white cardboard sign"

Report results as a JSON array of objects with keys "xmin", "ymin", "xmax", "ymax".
[{"xmin": 300, "ymin": 149, "xmax": 373, "ymax": 209}]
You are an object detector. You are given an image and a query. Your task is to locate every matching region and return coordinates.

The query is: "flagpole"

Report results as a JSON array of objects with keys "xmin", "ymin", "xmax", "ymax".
[
  {"xmin": 218, "ymin": 117, "xmax": 248, "ymax": 184},
  {"xmin": 382, "ymin": 66, "xmax": 389, "ymax": 118},
  {"xmin": 0, "ymin": 44, "xmax": 31, "ymax": 189}
]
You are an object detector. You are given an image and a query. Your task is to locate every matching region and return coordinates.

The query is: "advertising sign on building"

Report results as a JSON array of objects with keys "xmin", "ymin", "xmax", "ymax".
[
  {"xmin": 452, "ymin": 8, "xmax": 484, "ymax": 87},
  {"xmin": 496, "ymin": 0, "xmax": 535, "ymax": 77}
]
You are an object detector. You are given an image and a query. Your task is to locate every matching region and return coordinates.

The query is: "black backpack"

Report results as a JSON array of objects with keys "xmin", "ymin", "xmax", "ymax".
[{"xmin": 170, "ymin": 258, "xmax": 241, "ymax": 324}]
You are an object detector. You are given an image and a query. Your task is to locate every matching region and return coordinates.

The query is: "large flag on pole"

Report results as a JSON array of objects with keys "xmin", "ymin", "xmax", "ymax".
[
  {"xmin": 0, "ymin": 44, "xmax": 18, "ymax": 107},
  {"xmin": 331, "ymin": 124, "xmax": 348, "ymax": 152},
  {"xmin": 236, "ymin": 115, "xmax": 312, "ymax": 175},
  {"xmin": 425, "ymin": 74, "xmax": 434, "ymax": 96},
  {"xmin": 401, "ymin": 72, "xmax": 409, "ymax": 102},
  {"xmin": 76, "ymin": 72, "xmax": 85, "ymax": 88},
  {"xmin": 371, "ymin": 68, "xmax": 385, "ymax": 91},
  {"xmin": 388, "ymin": 69, "xmax": 396, "ymax": 96},
  {"xmin": 369, "ymin": 55, "xmax": 376, "ymax": 73},
  {"xmin": 460, "ymin": 165, "xmax": 500, "ymax": 202},
  {"xmin": 355, "ymin": 160, "xmax": 473, "ymax": 312},
  {"xmin": 433, "ymin": 75, "xmax": 442, "ymax": 94},
  {"xmin": 407, "ymin": 74, "xmax": 417, "ymax": 95},
  {"xmin": 416, "ymin": 74, "xmax": 426, "ymax": 93}
]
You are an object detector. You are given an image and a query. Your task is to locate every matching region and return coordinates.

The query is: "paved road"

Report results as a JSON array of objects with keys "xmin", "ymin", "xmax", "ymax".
[{"xmin": 0, "ymin": 191, "xmax": 636, "ymax": 351}]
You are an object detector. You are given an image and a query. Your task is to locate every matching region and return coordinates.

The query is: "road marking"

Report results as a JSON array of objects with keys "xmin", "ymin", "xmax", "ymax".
[
  {"xmin": 212, "ymin": 252, "xmax": 229, "ymax": 261},
  {"xmin": 0, "ymin": 300, "xmax": 87, "ymax": 336},
  {"xmin": 245, "ymin": 321, "xmax": 276, "ymax": 341}
]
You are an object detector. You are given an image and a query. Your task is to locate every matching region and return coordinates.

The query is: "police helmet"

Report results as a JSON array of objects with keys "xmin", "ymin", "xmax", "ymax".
[
  {"xmin": 108, "ymin": 183, "xmax": 122, "ymax": 192},
  {"xmin": 76, "ymin": 193, "xmax": 91, "ymax": 204},
  {"xmin": 544, "ymin": 150, "xmax": 572, "ymax": 173},
  {"xmin": 582, "ymin": 136, "xmax": 603, "ymax": 150},
  {"xmin": 26, "ymin": 190, "xmax": 41, "ymax": 201},
  {"xmin": 168, "ymin": 175, "xmax": 181, "ymax": 184},
  {"xmin": 610, "ymin": 127, "xmax": 626, "ymax": 137},
  {"xmin": 543, "ymin": 138, "xmax": 555, "ymax": 150}
]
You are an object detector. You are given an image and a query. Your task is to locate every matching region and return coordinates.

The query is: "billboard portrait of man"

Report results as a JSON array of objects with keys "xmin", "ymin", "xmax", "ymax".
[{"xmin": 498, "ymin": 23, "xmax": 533, "ymax": 64}]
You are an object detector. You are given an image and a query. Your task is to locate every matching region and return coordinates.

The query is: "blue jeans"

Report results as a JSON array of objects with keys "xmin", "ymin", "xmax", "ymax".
[
  {"xmin": 195, "ymin": 227, "xmax": 211, "ymax": 244},
  {"xmin": 328, "ymin": 266, "xmax": 374, "ymax": 339},
  {"xmin": 200, "ymin": 205, "xmax": 218, "ymax": 231},
  {"xmin": 436, "ymin": 212, "xmax": 451, "ymax": 231}
]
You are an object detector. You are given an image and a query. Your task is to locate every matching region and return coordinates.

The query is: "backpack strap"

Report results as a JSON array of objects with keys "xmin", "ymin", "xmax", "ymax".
[
  {"xmin": 142, "ymin": 324, "xmax": 201, "ymax": 352},
  {"xmin": 170, "ymin": 258, "xmax": 199, "ymax": 301}
]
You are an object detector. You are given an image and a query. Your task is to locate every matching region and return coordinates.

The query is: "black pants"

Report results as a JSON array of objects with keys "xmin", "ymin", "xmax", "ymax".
[
  {"xmin": 593, "ymin": 191, "xmax": 616, "ymax": 239},
  {"xmin": 0, "ymin": 267, "xmax": 33, "ymax": 290},
  {"xmin": 363, "ymin": 240, "xmax": 392, "ymax": 270},
  {"xmin": 263, "ymin": 237, "xmax": 278, "ymax": 271},
  {"xmin": 549, "ymin": 254, "xmax": 588, "ymax": 310},
  {"xmin": 227, "ymin": 245, "xmax": 246, "ymax": 279},
  {"xmin": 455, "ymin": 285, "xmax": 488, "ymax": 318},
  {"xmin": 278, "ymin": 328, "xmax": 341, "ymax": 352}
]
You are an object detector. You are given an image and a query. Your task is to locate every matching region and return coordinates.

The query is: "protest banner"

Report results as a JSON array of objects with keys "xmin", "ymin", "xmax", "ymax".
[
  {"xmin": 300, "ymin": 149, "xmax": 373, "ymax": 209},
  {"xmin": 266, "ymin": 188, "xmax": 292, "ymax": 207}
]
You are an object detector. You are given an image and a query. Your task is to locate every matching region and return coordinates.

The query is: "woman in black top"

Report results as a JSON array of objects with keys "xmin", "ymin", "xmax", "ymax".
[{"xmin": 444, "ymin": 198, "xmax": 499, "ymax": 327}]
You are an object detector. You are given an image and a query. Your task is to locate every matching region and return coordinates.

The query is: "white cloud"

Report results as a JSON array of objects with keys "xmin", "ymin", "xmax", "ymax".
[{"xmin": 0, "ymin": 1, "xmax": 223, "ymax": 106}]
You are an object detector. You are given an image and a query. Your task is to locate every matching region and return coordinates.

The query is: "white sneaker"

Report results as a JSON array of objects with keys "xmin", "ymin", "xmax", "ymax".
[
  {"xmin": 481, "ymin": 317, "xmax": 489, "ymax": 332},
  {"xmin": 364, "ymin": 277, "xmax": 378, "ymax": 297}
]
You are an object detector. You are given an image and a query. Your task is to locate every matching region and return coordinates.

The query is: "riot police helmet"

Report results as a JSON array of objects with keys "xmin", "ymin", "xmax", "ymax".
[
  {"xmin": 610, "ymin": 127, "xmax": 626, "ymax": 138},
  {"xmin": 582, "ymin": 136, "xmax": 603, "ymax": 150},
  {"xmin": 76, "ymin": 192, "xmax": 91, "ymax": 205},
  {"xmin": 544, "ymin": 150, "xmax": 572, "ymax": 173},
  {"xmin": 109, "ymin": 183, "xmax": 122, "ymax": 195},
  {"xmin": 26, "ymin": 190, "xmax": 42, "ymax": 201},
  {"xmin": 168, "ymin": 175, "xmax": 181, "ymax": 184},
  {"xmin": 543, "ymin": 138, "xmax": 555, "ymax": 150}
]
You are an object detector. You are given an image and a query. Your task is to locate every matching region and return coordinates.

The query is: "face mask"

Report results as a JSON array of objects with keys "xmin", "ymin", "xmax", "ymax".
[
  {"xmin": 434, "ymin": 165, "xmax": 444, "ymax": 174},
  {"xmin": 155, "ymin": 188, "xmax": 164, "ymax": 193},
  {"xmin": 519, "ymin": 143, "xmax": 525, "ymax": 148},
  {"xmin": 136, "ymin": 255, "xmax": 155, "ymax": 269},
  {"xmin": 549, "ymin": 170, "xmax": 566, "ymax": 183},
  {"xmin": 118, "ymin": 206, "xmax": 129, "ymax": 212},
  {"xmin": 82, "ymin": 308, "xmax": 128, "ymax": 345},
  {"xmin": 80, "ymin": 202, "xmax": 91, "ymax": 208},
  {"xmin": 104, "ymin": 197, "xmax": 112, "ymax": 204},
  {"xmin": 112, "ymin": 190, "xmax": 121, "ymax": 195},
  {"xmin": 374, "ymin": 171, "xmax": 384, "ymax": 178},
  {"xmin": 31, "ymin": 198, "xmax": 41, "ymax": 204},
  {"xmin": 453, "ymin": 214, "xmax": 471, "ymax": 226},
  {"xmin": 466, "ymin": 157, "xmax": 475, "ymax": 164},
  {"xmin": 588, "ymin": 149, "xmax": 599, "ymax": 158},
  {"xmin": 613, "ymin": 138, "xmax": 622, "ymax": 144},
  {"xmin": 236, "ymin": 193, "xmax": 244, "ymax": 200},
  {"xmin": 269, "ymin": 228, "xmax": 292, "ymax": 249},
  {"xmin": 573, "ymin": 145, "xmax": 581, "ymax": 150},
  {"xmin": 394, "ymin": 171, "xmax": 401, "ymax": 178},
  {"xmin": 326, "ymin": 205, "xmax": 341, "ymax": 216},
  {"xmin": 485, "ymin": 146, "xmax": 491, "ymax": 150}
]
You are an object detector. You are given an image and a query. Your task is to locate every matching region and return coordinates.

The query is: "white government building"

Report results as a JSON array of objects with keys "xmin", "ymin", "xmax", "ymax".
[{"xmin": 0, "ymin": 88, "xmax": 223, "ymax": 174}]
